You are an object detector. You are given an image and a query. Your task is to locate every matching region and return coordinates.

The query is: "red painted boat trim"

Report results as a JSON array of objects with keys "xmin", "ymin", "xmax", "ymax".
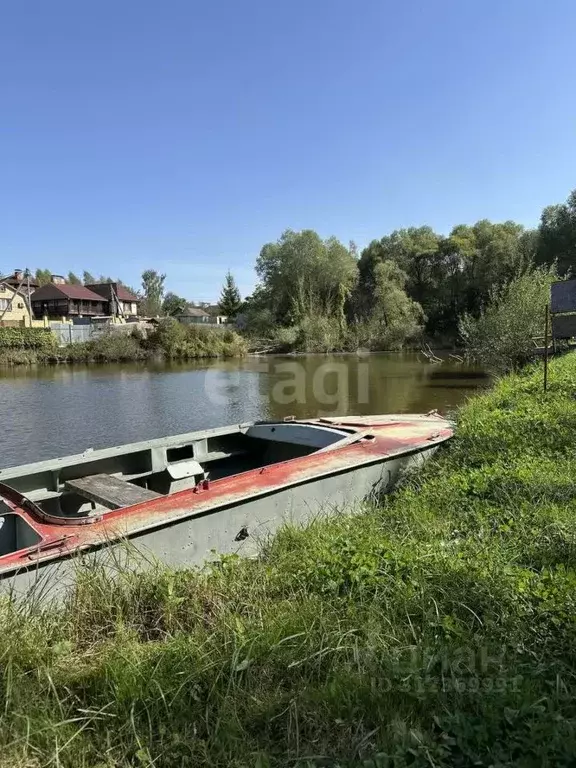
[{"xmin": 0, "ymin": 418, "xmax": 452, "ymax": 576}]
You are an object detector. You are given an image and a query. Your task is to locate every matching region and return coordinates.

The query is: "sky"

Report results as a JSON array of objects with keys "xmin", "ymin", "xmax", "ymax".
[{"xmin": 1, "ymin": 0, "xmax": 575, "ymax": 302}]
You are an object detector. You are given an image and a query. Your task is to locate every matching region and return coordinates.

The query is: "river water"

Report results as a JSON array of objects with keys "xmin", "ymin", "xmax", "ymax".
[{"xmin": 0, "ymin": 353, "xmax": 487, "ymax": 469}]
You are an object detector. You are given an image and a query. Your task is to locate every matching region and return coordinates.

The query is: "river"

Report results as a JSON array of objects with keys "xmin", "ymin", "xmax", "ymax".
[{"xmin": 0, "ymin": 353, "xmax": 488, "ymax": 469}]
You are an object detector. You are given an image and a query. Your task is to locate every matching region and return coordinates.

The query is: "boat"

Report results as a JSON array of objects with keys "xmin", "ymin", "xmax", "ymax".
[{"xmin": 0, "ymin": 413, "xmax": 452, "ymax": 597}]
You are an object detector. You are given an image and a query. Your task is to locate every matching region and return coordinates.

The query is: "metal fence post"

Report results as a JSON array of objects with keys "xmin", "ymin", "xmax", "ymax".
[{"xmin": 544, "ymin": 304, "xmax": 549, "ymax": 393}]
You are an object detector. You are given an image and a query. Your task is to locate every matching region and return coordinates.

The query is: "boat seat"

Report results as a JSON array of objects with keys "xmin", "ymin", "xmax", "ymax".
[{"xmin": 65, "ymin": 474, "xmax": 161, "ymax": 510}]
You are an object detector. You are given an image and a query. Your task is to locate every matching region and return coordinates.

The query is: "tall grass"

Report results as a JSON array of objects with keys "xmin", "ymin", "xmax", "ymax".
[{"xmin": 2, "ymin": 355, "xmax": 576, "ymax": 765}]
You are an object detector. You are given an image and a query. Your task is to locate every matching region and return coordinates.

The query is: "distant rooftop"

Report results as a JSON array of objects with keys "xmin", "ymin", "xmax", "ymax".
[{"xmin": 178, "ymin": 306, "xmax": 210, "ymax": 317}]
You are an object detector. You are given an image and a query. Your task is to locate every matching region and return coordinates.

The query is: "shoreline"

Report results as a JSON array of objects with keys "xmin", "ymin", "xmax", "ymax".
[{"xmin": 0, "ymin": 354, "xmax": 573, "ymax": 765}]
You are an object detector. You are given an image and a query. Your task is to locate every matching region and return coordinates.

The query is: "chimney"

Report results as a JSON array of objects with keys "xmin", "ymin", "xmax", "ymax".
[
  {"xmin": 51, "ymin": 275, "xmax": 66, "ymax": 285},
  {"xmin": 14, "ymin": 269, "xmax": 23, "ymax": 281}
]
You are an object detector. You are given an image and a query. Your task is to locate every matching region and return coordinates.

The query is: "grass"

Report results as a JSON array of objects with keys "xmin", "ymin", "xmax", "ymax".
[{"xmin": 2, "ymin": 355, "xmax": 576, "ymax": 766}]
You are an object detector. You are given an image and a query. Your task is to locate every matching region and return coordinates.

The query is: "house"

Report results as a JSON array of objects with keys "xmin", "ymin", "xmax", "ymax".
[
  {"xmin": 205, "ymin": 304, "xmax": 228, "ymax": 325},
  {"xmin": 0, "ymin": 281, "xmax": 32, "ymax": 327},
  {"xmin": 85, "ymin": 283, "xmax": 140, "ymax": 318},
  {"xmin": 30, "ymin": 280, "xmax": 108, "ymax": 320},
  {"xmin": 176, "ymin": 306, "xmax": 211, "ymax": 325},
  {"xmin": 2, "ymin": 270, "xmax": 39, "ymax": 298}
]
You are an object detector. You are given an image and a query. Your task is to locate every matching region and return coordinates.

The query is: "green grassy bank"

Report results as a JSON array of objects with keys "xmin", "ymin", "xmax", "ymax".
[
  {"xmin": 0, "ymin": 320, "xmax": 248, "ymax": 365},
  {"xmin": 2, "ymin": 355, "xmax": 576, "ymax": 766}
]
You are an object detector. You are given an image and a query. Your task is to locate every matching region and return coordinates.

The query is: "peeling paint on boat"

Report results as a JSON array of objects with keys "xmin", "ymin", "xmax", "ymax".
[{"xmin": 0, "ymin": 414, "xmax": 452, "ymax": 598}]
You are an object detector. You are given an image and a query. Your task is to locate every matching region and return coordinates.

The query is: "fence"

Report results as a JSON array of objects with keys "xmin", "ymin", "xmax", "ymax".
[
  {"xmin": 49, "ymin": 323, "xmax": 99, "ymax": 345},
  {"xmin": 550, "ymin": 279, "xmax": 576, "ymax": 340}
]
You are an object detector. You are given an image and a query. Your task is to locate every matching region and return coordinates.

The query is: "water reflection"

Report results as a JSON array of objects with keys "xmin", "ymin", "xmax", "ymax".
[{"xmin": 0, "ymin": 353, "xmax": 487, "ymax": 468}]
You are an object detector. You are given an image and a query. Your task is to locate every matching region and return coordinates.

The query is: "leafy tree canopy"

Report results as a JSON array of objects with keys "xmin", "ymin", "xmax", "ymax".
[
  {"xmin": 140, "ymin": 269, "xmax": 166, "ymax": 316},
  {"xmin": 162, "ymin": 292, "xmax": 188, "ymax": 317}
]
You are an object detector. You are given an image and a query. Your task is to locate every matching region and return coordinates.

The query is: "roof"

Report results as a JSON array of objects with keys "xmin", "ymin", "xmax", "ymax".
[
  {"xmin": 30, "ymin": 283, "xmax": 105, "ymax": 302},
  {"xmin": 86, "ymin": 283, "xmax": 140, "ymax": 302},
  {"xmin": 178, "ymin": 306, "xmax": 210, "ymax": 317},
  {"xmin": 115, "ymin": 285, "xmax": 140, "ymax": 302},
  {"xmin": 3, "ymin": 275, "xmax": 39, "ymax": 288},
  {"xmin": 205, "ymin": 304, "xmax": 226, "ymax": 316}
]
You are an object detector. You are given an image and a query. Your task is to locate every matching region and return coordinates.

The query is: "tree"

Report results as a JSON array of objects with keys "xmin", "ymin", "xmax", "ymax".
[
  {"xmin": 365, "ymin": 260, "xmax": 423, "ymax": 348},
  {"xmin": 255, "ymin": 230, "xmax": 357, "ymax": 326},
  {"xmin": 35, "ymin": 268, "xmax": 52, "ymax": 286},
  {"xmin": 537, "ymin": 189, "xmax": 576, "ymax": 276},
  {"xmin": 357, "ymin": 227, "xmax": 442, "ymax": 325},
  {"xmin": 357, "ymin": 221, "xmax": 533, "ymax": 338},
  {"xmin": 219, "ymin": 271, "xmax": 242, "ymax": 318},
  {"xmin": 162, "ymin": 292, "xmax": 188, "ymax": 317},
  {"xmin": 140, "ymin": 269, "xmax": 166, "ymax": 316},
  {"xmin": 67, "ymin": 272, "xmax": 82, "ymax": 285},
  {"xmin": 83, "ymin": 271, "xmax": 96, "ymax": 285}
]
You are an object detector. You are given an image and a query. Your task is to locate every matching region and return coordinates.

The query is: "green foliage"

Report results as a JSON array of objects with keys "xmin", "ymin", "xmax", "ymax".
[
  {"xmin": 82, "ymin": 270, "xmax": 96, "ymax": 285},
  {"xmin": 363, "ymin": 260, "xmax": 423, "ymax": 348},
  {"xmin": 255, "ymin": 229, "xmax": 357, "ymax": 326},
  {"xmin": 0, "ymin": 327, "xmax": 56, "ymax": 351},
  {"xmin": 0, "ymin": 324, "xmax": 247, "ymax": 365},
  {"xmin": 3, "ymin": 357, "xmax": 576, "ymax": 765},
  {"xmin": 292, "ymin": 313, "xmax": 344, "ymax": 353},
  {"xmin": 161, "ymin": 291, "xmax": 188, "ymax": 317},
  {"xmin": 460, "ymin": 264, "xmax": 558, "ymax": 371},
  {"xmin": 140, "ymin": 269, "xmax": 166, "ymax": 316},
  {"xmin": 67, "ymin": 271, "xmax": 82, "ymax": 285},
  {"xmin": 247, "ymin": 229, "xmax": 421, "ymax": 351},
  {"xmin": 219, "ymin": 270, "xmax": 242, "ymax": 318},
  {"xmin": 537, "ymin": 188, "xmax": 576, "ymax": 276},
  {"xmin": 78, "ymin": 332, "xmax": 147, "ymax": 362},
  {"xmin": 34, "ymin": 268, "xmax": 52, "ymax": 285},
  {"xmin": 358, "ymin": 221, "xmax": 534, "ymax": 337},
  {"xmin": 147, "ymin": 318, "xmax": 247, "ymax": 358}
]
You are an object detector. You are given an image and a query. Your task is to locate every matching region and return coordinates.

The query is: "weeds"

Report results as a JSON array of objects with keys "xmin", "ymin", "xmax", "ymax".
[{"xmin": 1, "ymin": 355, "xmax": 576, "ymax": 765}]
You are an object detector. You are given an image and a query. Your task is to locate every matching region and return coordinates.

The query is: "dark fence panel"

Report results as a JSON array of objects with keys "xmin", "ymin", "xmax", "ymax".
[
  {"xmin": 552, "ymin": 314, "xmax": 576, "ymax": 339},
  {"xmin": 551, "ymin": 279, "xmax": 576, "ymax": 314}
]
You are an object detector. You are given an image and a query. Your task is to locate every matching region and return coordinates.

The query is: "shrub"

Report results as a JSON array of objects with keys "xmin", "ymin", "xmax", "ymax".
[
  {"xmin": 292, "ymin": 314, "xmax": 345, "ymax": 353},
  {"xmin": 460, "ymin": 264, "xmax": 558, "ymax": 371},
  {"xmin": 147, "ymin": 318, "xmax": 248, "ymax": 359},
  {"xmin": 0, "ymin": 327, "xmax": 57, "ymax": 351}
]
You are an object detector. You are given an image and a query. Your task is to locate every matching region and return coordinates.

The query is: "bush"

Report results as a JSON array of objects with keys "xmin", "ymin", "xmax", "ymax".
[
  {"xmin": 0, "ymin": 327, "xmax": 57, "ymax": 351},
  {"xmin": 147, "ymin": 318, "xmax": 248, "ymax": 359},
  {"xmin": 0, "ymin": 322, "xmax": 247, "ymax": 365},
  {"xmin": 460, "ymin": 265, "xmax": 558, "ymax": 371}
]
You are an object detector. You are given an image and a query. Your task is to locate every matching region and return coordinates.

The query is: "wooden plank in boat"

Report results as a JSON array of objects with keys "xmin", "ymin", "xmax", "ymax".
[{"xmin": 65, "ymin": 474, "xmax": 161, "ymax": 510}]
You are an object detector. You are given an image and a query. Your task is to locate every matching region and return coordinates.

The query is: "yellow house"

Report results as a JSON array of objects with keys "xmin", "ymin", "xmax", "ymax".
[{"xmin": 0, "ymin": 282, "xmax": 32, "ymax": 327}]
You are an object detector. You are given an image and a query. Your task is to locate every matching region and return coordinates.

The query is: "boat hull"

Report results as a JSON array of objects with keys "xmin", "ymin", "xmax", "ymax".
[{"xmin": 3, "ymin": 445, "xmax": 436, "ymax": 600}]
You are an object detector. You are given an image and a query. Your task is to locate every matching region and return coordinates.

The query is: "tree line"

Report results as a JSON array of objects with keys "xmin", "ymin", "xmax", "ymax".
[
  {"xmin": 16, "ymin": 186, "xmax": 576, "ymax": 350},
  {"xmin": 238, "ymin": 187, "xmax": 576, "ymax": 352}
]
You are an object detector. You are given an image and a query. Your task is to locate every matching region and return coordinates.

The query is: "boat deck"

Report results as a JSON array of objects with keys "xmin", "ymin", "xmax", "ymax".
[{"xmin": 0, "ymin": 414, "xmax": 453, "ymax": 579}]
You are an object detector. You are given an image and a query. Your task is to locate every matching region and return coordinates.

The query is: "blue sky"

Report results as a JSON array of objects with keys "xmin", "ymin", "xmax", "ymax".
[{"xmin": 1, "ymin": 0, "xmax": 575, "ymax": 301}]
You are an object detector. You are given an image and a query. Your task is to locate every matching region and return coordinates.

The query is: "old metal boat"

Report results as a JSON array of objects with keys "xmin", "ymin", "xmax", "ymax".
[{"xmin": 0, "ymin": 414, "xmax": 452, "ymax": 596}]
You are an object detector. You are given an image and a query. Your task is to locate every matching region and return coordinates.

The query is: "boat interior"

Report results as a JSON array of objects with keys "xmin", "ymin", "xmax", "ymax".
[{"xmin": 0, "ymin": 422, "xmax": 363, "ymax": 532}]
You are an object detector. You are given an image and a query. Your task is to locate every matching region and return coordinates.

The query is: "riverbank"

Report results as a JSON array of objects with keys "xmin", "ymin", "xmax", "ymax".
[
  {"xmin": 1, "ymin": 354, "xmax": 575, "ymax": 766},
  {"xmin": 0, "ymin": 320, "xmax": 248, "ymax": 365}
]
